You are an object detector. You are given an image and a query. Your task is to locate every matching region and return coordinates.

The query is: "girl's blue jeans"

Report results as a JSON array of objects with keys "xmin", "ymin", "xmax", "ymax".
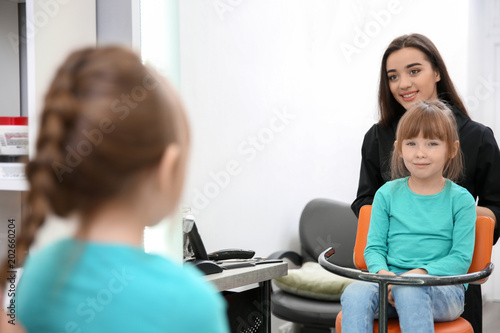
[{"xmin": 340, "ymin": 275, "xmax": 465, "ymax": 333}]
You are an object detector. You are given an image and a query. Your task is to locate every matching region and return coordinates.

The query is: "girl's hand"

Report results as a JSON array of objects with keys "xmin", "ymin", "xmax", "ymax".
[
  {"xmin": 402, "ymin": 268, "xmax": 428, "ymax": 276},
  {"xmin": 377, "ymin": 269, "xmax": 396, "ymax": 276},
  {"xmin": 377, "ymin": 270, "xmax": 397, "ymax": 306},
  {"xmin": 388, "ymin": 284, "xmax": 395, "ymax": 307},
  {"xmin": 387, "ymin": 269, "xmax": 428, "ymax": 307}
]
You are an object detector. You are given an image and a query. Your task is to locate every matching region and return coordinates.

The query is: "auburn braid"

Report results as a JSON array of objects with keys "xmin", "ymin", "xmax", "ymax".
[
  {"xmin": 1, "ymin": 46, "xmax": 187, "ymax": 285},
  {"xmin": 0, "ymin": 50, "xmax": 91, "ymax": 282}
]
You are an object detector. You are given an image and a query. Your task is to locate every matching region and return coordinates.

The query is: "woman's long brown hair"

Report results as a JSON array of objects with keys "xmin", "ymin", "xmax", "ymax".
[{"xmin": 378, "ymin": 33, "xmax": 469, "ymax": 127}]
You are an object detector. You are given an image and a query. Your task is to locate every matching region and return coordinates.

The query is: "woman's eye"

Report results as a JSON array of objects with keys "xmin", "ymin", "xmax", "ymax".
[
  {"xmin": 388, "ymin": 74, "xmax": 398, "ymax": 81},
  {"xmin": 429, "ymin": 142, "xmax": 438, "ymax": 146},
  {"xmin": 405, "ymin": 142, "xmax": 415, "ymax": 146},
  {"xmin": 410, "ymin": 69, "xmax": 420, "ymax": 75}
]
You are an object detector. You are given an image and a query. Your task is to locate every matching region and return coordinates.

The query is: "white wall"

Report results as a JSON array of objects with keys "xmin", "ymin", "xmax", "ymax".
[
  {"xmin": 96, "ymin": 0, "xmax": 141, "ymax": 51},
  {"xmin": 0, "ymin": 0, "xmax": 20, "ymax": 117},
  {"xmin": 141, "ymin": 0, "xmax": 184, "ymax": 261},
  {"xmin": 27, "ymin": 0, "xmax": 97, "ymax": 156},
  {"xmin": 12, "ymin": 0, "xmax": 97, "ymax": 252},
  {"xmin": 178, "ymin": 0, "xmax": 470, "ymax": 259},
  {"xmin": 468, "ymin": 0, "xmax": 500, "ymax": 302}
]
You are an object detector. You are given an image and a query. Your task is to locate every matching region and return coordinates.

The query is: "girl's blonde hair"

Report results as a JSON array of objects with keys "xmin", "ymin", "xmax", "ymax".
[{"xmin": 391, "ymin": 100, "xmax": 463, "ymax": 181}]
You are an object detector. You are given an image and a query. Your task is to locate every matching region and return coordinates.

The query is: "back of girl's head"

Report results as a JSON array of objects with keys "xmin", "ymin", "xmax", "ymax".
[
  {"xmin": 9, "ymin": 46, "xmax": 189, "ymax": 271},
  {"xmin": 378, "ymin": 33, "xmax": 468, "ymax": 127},
  {"xmin": 391, "ymin": 99, "xmax": 463, "ymax": 181}
]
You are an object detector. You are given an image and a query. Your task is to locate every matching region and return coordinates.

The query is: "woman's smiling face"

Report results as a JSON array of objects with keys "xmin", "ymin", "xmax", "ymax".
[{"xmin": 386, "ymin": 47, "xmax": 441, "ymax": 110}]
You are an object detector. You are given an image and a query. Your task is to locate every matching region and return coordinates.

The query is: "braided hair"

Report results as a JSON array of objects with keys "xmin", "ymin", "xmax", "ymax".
[{"xmin": 1, "ymin": 46, "xmax": 189, "ymax": 282}]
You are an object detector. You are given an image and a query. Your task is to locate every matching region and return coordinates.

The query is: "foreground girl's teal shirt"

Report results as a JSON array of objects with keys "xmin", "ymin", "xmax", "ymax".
[
  {"xmin": 16, "ymin": 239, "xmax": 230, "ymax": 333},
  {"xmin": 365, "ymin": 178, "xmax": 476, "ymax": 278}
]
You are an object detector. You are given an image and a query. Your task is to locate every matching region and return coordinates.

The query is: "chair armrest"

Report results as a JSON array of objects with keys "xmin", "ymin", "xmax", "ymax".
[
  {"xmin": 318, "ymin": 247, "xmax": 494, "ymax": 287},
  {"xmin": 318, "ymin": 247, "xmax": 495, "ymax": 333},
  {"xmin": 268, "ymin": 250, "xmax": 303, "ymax": 267}
]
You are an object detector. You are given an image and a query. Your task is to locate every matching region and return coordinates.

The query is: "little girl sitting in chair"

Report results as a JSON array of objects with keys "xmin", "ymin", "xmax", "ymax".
[{"xmin": 341, "ymin": 99, "xmax": 476, "ymax": 332}]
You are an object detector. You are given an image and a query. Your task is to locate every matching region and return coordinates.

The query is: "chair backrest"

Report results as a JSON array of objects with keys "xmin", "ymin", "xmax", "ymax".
[
  {"xmin": 353, "ymin": 205, "xmax": 495, "ymax": 275},
  {"xmin": 469, "ymin": 215, "xmax": 495, "ymax": 274},
  {"xmin": 299, "ymin": 198, "xmax": 358, "ymax": 268},
  {"xmin": 353, "ymin": 205, "xmax": 371, "ymax": 270}
]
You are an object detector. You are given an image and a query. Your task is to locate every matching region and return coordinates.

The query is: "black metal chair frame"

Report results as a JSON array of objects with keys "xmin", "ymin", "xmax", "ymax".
[{"xmin": 318, "ymin": 247, "xmax": 494, "ymax": 333}]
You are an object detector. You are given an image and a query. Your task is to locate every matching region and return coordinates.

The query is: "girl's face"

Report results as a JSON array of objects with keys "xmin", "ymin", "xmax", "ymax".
[
  {"xmin": 400, "ymin": 132, "xmax": 448, "ymax": 183},
  {"xmin": 386, "ymin": 47, "xmax": 441, "ymax": 110}
]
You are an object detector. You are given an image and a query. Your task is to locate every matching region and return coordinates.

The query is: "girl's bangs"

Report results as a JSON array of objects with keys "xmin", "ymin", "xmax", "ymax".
[{"xmin": 399, "ymin": 109, "xmax": 447, "ymax": 141}]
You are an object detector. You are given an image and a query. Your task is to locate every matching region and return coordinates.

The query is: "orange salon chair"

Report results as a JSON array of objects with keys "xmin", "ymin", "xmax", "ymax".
[{"xmin": 318, "ymin": 205, "xmax": 495, "ymax": 333}]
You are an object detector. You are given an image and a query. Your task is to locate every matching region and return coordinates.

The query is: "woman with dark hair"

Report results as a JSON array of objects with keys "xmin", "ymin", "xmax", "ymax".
[{"xmin": 351, "ymin": 33, "xmax": 500, "ymax": 332}]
